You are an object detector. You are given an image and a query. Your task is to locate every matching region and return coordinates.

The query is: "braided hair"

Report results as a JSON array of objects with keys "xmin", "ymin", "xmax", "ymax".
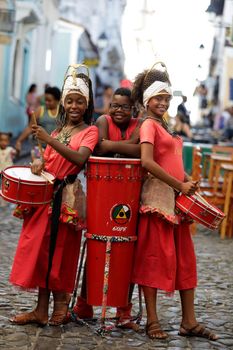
[
  {"xmin": 131, "ymin": 68, "xmax": 174, "ymax": 134},
  {"xmin": 57, "ymin": 73, "xmax": 94, "ymax": 129}
]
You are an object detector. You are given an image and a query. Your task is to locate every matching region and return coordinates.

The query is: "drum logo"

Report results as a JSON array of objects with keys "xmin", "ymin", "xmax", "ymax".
[{"xmin": 111, "ymin": 204, "xmax": 131, "ymax": 224}]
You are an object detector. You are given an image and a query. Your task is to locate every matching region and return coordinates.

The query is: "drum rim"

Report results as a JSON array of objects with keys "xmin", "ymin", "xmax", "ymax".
[
  {"xmin": 177, "ymin": 194, "xmax": 225, "ymax": 216},
  {"xmin": 176, "ymin": 202, "xmax": 223, "ymax": 229},
  {"xmin": 88, "ymin": 156, "xmax": 141, "ymax": 164},
  {"xmin": 3, "ymin": 165, "xmax": 55, "ymax": 183},
  {"xmin": 0, "ymin": 191, "xmax": 52, "ymax": 205}
]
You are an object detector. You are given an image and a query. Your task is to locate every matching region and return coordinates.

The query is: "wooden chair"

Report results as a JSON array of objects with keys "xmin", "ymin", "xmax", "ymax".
[
  {"xmin": 213, "ymin": 163, "xmax": 233, "ymax": 239},
  {"xmin": 208, "ymin": 146, "xmax": 233, "ymax": 184},
  {"xmin": 191, "ymin": 146, "xmax": 202, "ymax": 182}
]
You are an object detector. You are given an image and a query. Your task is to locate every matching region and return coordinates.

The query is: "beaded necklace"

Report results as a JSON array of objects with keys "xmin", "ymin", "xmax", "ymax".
[{"xmin": 56, "ymin": 122, "xmax": 84, "ymax": 145}]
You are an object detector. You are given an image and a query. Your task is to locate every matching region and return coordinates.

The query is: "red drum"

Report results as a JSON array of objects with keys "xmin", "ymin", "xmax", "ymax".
[
  {"xmin": 1, "ymin": 166, "xmax": 55, "ymax": 205},
  {"xmin": 86, "ymin": 157, "xmax": 143, "ymax": 307},
  {"xmin": 175, "ymin": 193, "xmax": 225, "ymax": 230}
]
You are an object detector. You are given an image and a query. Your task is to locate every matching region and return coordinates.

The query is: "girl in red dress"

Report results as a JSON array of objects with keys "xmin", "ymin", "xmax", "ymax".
[
  {"xmin": 9, "ymin": 65, "xmax": 98, "ymax": 327},
  {"xmin": 73, "ymin": 88, "xmax": 140, "ymax": 330},
  {"xmin": 131, "ymin": 64, "xmax": 218, "ymax": 340}
]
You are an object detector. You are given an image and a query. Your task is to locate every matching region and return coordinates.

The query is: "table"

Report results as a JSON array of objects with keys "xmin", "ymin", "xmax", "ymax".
[{"xmin": 220, "ymin": 164, "xmax": 233, "ymax": 239}]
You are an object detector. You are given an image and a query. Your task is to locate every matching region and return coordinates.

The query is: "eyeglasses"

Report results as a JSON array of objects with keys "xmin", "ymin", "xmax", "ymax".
[{"xmin": 110, "ymin": 103, "xmax": 132, "ymax": 111}]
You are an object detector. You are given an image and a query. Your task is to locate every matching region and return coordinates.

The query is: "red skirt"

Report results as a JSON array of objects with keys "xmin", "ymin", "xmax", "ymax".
[
  {"xmin": 132, "ymin": 213, "xmax": 197, "ymax": 293},
  {"xmin": 10, "ymin": 204, "xmax": 81, "ymax": 293}
]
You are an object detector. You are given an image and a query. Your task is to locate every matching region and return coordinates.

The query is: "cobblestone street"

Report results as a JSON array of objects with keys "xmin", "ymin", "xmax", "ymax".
[{"xmin": 0, "ymin": 157, "xmax": 233, "ymax": 349}]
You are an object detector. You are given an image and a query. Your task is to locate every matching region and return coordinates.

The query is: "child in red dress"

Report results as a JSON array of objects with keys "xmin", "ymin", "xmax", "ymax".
[
  {"xmin": 9, "ymin": 65, "xmax": 98, "ymax": 327},
  {"xmin": 73, "ymin": 88, "xmax": 140, "ymax": 330},
  {"xmin": 131, "ymin": 64, "xmax": 218, "ymax": 340}
]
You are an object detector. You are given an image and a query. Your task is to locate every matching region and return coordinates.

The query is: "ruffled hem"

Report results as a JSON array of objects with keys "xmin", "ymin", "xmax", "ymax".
[
  {"xmin": 48, "ymin": 203, "xmax": 86, "ymax": 230},
  {"xmin": 140, "ymin": 205, "xmax": 178, "ymax": 224},
  {"xmin": 13, "ymin": 205, "xmax": 34, "ymax": 219}
]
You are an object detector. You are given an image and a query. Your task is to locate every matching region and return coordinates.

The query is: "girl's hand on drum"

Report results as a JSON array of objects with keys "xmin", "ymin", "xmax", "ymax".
[
  {"xmin": 180, "ymin": 181, "xmax": 197, "ymax": 196},
  {"xmin": 31, "ymin": 125, "xmax": 51, "ymax": 143},
  {"xmin": 30, "ymin": 159, "xmax": 44, "ymax": 175}
]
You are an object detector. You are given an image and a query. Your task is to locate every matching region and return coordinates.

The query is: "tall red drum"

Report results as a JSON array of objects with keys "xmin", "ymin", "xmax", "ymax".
[
  {"xmin": 85, "ymin": 157, "xmax": 143, "ymax": 307},
  {"xmin": 0, "ymin": 166, "xmax": 54, "ymax": 205},
  {"xmin": 175, "ymin": 193, "xmax": 225, "ymax": 230}
]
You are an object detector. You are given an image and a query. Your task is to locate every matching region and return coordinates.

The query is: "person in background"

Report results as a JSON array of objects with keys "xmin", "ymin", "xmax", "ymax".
[
  {"xmin": 0, "ymin": 132, "xmax": 17, "ymax": 207},
  {"xmin": 177, "ymin": 95, "xmax": 190, "ymax": 125},
  {"xmin": 16, "ymin": 86, "xmax": 61, "ymax": 160},
  {"xmin": 223, "ymin": 106, "xmax": 233, "ymax": 140},
  {"xmin": 25, "ymin": 84, "xmax": 41, "ymax": 123},
  {"xmin": 0, "ymin": 132, "xmax": 16, "ymax": 172},
  {"xmin": 39, "ymin": 83, "xmax": 51, "ymax": 106},
  {"xmin": 94, "ymin": 85, "xmax": 114, "ymax": 120},
  {"xmin": 72, "ymin": 88, "xmax": 140, "ymax": 330},
  {"xmin": 131, "ymin": 64, "xmax": 218, "ymax": 341},
  {"xmin": 9, "ymin": 66, "xmax": 98, "ymax": 327},
  {"xmin": 173, "ymin": 113, "xmax": 193, "ymax": 139}
]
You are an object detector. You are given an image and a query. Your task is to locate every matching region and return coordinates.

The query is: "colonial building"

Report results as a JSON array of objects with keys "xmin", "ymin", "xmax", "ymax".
[
  {"xmin": 0, "ymin": 0, "xmax": 84, "ymax": 135},
  {"xmin": 206, "ymin": 0, "xmax": 233, "ymax": 109}
]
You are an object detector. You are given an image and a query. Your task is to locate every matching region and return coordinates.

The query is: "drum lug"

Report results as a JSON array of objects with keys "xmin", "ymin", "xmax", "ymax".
[
  {"xmin": 104, "ymin": 175, "xmax": 112, "ymax": 180},
  {"xmin": 200, "ymin": 210, "xmax": 208, "ymax": 217},
  {"xmin": 127, "ymin": 176, "xmax": 134, "ymax": 181},
  {"xmin": 115, "ymin": 175, "xmax": 124, "ymax": 181}
]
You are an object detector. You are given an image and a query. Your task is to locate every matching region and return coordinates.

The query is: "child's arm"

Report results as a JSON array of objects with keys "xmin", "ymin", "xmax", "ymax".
[
  {"xmin": 15, "ymin": 107, "xmax": 41, "ymax": 152},
  {"xmin": 141, "ymin": 142, "xmax": 198, "ymax": 195},
  {"xmin": 95, "ymin": 116, "xmax": 140, "ymax": 157},
  {"xmin": 31, "ymin": 124, "xmax": 97, "ymax": 167}
]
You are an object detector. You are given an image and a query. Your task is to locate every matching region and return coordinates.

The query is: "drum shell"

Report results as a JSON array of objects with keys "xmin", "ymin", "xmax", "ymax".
[
  {"xmin": 1, "ymin": 166, "xmax": 54, "ymax": 205},
  {"xmin": 176, "ymin": 194, "xmax": 225, "ymax": 230},
  {"xmin": 86, "ymin": 157, "xmax": 143, "ymax": 307}
]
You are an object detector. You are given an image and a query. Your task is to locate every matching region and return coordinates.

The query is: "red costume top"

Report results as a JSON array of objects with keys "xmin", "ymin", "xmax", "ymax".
[
  {"xmin": 140, "ymin": 118, "xmax": 185, "ymax": 181},
  {"xmin": 10, "ymin": 126, "xmax": 98, "ymax": 293},
  {"xmin": 105, "ymin": 115, "xmax": 138, "ymax": 141}
]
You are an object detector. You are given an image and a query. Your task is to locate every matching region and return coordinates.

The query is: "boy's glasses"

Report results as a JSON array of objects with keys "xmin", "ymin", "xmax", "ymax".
[{"xmin": 110, "ymin": 103, "xmax": 132, "ymax": 111}]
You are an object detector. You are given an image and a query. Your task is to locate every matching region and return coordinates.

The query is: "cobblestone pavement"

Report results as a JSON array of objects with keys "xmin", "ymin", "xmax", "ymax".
[{"xmin": 0, "ymin": 157, "xmax": 233, "ymax": 349}]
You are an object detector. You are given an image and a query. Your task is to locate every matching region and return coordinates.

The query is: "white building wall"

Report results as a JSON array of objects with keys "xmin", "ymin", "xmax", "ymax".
[{"xmin": 58, "ymin": 0, "xmax": 126, "ymax": 89}]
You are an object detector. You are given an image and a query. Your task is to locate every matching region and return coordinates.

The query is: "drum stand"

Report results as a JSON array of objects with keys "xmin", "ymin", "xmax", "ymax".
[
  {"xmin": 69, "ymin": 233, "xmax": 143, "ymax": 336},
  {"xmin": 85, "ymin": 233, "xmax": 140, "ymax": 335}
]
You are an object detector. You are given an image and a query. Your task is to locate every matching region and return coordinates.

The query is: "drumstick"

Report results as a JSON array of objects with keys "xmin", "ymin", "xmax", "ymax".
[
  {"xmin": 31, "ymin": 111, "xmax": 44, "ymax": 162},
  {"xmin": 41, "ymin": 171, "xmax": 54, "ymax": 184}
]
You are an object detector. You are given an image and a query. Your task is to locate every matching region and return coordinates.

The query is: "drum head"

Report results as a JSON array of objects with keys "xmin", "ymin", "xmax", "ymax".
[{"xmin": 4, "ymin": 166, "xmax": 55, "ymax": 182}]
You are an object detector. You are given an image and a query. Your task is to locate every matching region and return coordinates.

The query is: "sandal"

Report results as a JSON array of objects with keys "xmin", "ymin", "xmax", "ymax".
[
  {"xmin": 49, "ymin": 301, "xmax": 69, "ymax": 326},
  {"xmin": 116, "ymin": 320, "xmax": 140, "ymax": 332},
  {"xmin": 116, "ymin": 303, "xmax": 139, "ymax": 332},
  {"xmin": 9, "ymin": 310, "xmax": 47, "ymax": 327},
  {"xmin": 146, "ymin": 320, "xmax": 168, "ymax": 340},
  {"xmin": 179, "ymin": 323, "xmax": 219, "ymax": 341}
]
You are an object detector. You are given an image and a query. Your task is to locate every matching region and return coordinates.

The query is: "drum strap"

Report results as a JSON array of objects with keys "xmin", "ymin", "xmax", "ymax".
[{"xmin": 46, "ymin": 173, "xmax": 77, "ymax": 289}]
